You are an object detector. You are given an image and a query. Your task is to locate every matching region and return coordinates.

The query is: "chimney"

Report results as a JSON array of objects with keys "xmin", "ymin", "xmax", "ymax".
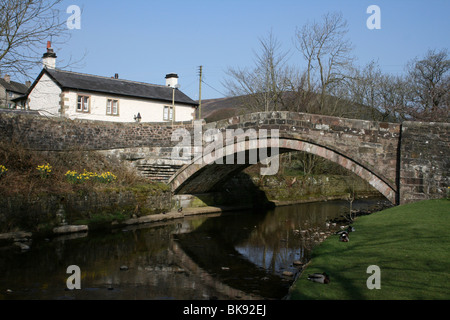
[
  {"xmin": 42, "ymin": 41, "xmax": 57, "ymax": 69},
  {"xmin": 4, "ymin": 74, "xmax": 10, "ymax": 83},
  {"xmin": 165, "ymin": 73, "xmax": 179, "ymax": 87}
]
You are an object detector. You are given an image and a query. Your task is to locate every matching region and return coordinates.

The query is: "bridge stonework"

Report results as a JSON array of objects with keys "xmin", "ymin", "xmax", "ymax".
[
  {"xmin": 170, "ymin": 112, "xmax": 401, "ymax": 204},
  {"xmin": 400, "ymin": 121, "xmax": 449, "ymax": 203},
  {"xmin": 0, "ymin": 112, "xmax": 448, "ymax": 205}
]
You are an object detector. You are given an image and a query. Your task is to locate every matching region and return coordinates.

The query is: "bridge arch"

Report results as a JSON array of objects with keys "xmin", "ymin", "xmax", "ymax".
[{"xmin": 169, "ymin": 135, "xmax": 397, "ymax": 204}]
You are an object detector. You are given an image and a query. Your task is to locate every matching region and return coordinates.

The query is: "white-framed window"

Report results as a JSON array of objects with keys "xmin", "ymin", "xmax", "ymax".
[
  {"xmin": 163, "ymin": 106, "xmax": 174, "ymax": 121},
  {"xmin": 77, "ymin": 95, "xmax": 90, "ymax": 112},
  {"xmin": 106, "ymin": 99, "xmax": 119, "ymax": 115}
]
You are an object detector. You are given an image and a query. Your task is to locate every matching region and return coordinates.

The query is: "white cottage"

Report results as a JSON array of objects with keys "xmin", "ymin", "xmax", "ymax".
[{"xmin": 18, "ymin": 43, "xmax": 198, "ymax": 123}]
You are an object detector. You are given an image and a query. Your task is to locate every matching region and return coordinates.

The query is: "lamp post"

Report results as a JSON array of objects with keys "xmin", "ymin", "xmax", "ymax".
[{"xmin": 172, "ymin": 84, "xmax": 180, "ymax": 126}]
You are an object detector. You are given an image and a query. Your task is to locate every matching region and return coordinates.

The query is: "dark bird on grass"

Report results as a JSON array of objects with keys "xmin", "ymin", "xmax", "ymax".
[
  {"xmin": 178, "ymin": 207, "xmax": 183, "ymax": 212},
  {"xmin": 307, "ymin": 272, "xmax": 330, "ymax": 284},
  {"xmin": 339, "ymin": 231, "xmax": 349, "ymax": 242},
  {"xmin": 336, "ymin": 225, "xmax": 354, "ymax": 236}
]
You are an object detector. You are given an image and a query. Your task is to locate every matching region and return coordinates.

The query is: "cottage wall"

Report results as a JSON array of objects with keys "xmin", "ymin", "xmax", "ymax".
[
  {"xmin": 0, "ymin": 85, "xmax": 6, "ymax": 108},
  {"xmin": 28, "ymin": 73, "xmax": 62, "ymax": 116},
  {"xmin": 61, "ymin": 90, "xmax": 195, "ymax": 123}
]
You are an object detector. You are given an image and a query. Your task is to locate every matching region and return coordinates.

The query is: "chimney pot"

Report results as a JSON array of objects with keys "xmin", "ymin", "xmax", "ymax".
[
  {"xmin": 42, "ymin": 41, "xmax": 57, "ymax": 69},
  {"xmin": 165, "ymin": 73, "xmax": 179, "ymax": 87}
]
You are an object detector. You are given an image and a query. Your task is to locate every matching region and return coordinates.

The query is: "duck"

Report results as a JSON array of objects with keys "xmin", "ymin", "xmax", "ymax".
[
  {"xmin": 335, "ymin": 225, "xmax": 354, "ymax": 235},
  {"xmin": 339, "ymin": 232, "xmax": 349, "ymax": 242},
  {"xmin": 178, "ymin": 207, "xmax": 183, "ymax": 213},
  {"xmin": 307, "ymin": 272, "xmax": 330, "ymax": 284}
]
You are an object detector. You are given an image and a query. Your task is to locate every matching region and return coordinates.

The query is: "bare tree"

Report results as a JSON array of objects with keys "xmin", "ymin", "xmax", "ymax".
[
  {"xmin": 405, "ymin": 49, "xmax": 449, "ymax": 122},
  {"xmin": 294, "ymin": 12, "xmax": 354, "ymax": 114},
  {"xmin": 224, "ymin": 30, "xmax": 292, "ymax": 113},
  {"xmin": 360, "ymin": 49, "xmax": 450, "ymax": 123},
  {"xmin": 0, "ymin": 0, "xmax": 69, "ymax": 79},
  {"xmin": 376, "ymin": 73, "xmax": 411, "ymax": 122}
]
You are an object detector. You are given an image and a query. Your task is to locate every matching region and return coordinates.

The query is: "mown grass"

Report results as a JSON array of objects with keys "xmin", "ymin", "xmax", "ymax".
[{"xmin": 289, "ymin": 199, "xmax": 450, "ymax": 300}]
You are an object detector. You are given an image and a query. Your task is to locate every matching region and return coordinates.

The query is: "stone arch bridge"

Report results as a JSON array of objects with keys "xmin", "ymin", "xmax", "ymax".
[{"xmin": 0, "ymin": 111, "xmax": 448, "ymax": 205}]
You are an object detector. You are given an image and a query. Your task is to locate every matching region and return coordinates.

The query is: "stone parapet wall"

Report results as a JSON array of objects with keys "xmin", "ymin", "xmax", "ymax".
[{"xmin": 0, "ymin": 113, "xmax": 192, "ymax": 151}]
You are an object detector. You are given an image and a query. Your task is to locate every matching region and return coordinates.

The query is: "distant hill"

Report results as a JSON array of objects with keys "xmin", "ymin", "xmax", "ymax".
[
  {"xmin": 197, "ymin": 92, "xmax": 387, "ymax": 123},
  {"xmin": 197, "ymin": 96, "xmax": 245, "ymax": 122}
]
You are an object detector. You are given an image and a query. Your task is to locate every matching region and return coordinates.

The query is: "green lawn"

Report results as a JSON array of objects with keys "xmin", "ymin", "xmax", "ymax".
[{"xmin": 289, "ymin": 199, "xmax": 450, "ymax": 300}]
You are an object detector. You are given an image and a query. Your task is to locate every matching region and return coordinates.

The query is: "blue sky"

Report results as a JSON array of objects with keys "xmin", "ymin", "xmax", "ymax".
[{"xmin": 51, "ymin": 0, "xmax": 450, "ymax": 100}]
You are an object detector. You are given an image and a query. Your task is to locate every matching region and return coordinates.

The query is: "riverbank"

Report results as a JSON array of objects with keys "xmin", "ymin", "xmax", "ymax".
[{"xmin": 288, "ymin": 199, "xmax": 450, "ymax": 300}]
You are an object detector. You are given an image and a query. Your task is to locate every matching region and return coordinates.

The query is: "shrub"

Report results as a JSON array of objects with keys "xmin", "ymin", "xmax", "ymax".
[
  {"xmin": 36, "ymin": 163, "xmax": 52, "ymax": 179},
  {"xmin": 65, "ymin": 169, "xmax": 117, "ymax": 184},
  {"xmin": 0, "ymin": 165, "xmax": 8, "ymax": 178},
  {"xmin": 96, "ymin": 171, "xmax": 117, "ymax": 184}
]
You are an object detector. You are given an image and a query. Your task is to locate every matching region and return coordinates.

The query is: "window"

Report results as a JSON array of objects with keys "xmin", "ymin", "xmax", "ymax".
[
  {"xmin": 77, "ymin": 95, "xmax": 90, "ymax": 112},
  {"xmin": 163, "ymin": 106, "xmax": 174, "ymax": 121},
  {"xmin": 106, "ymin": 99, "xmax": 119, "ymax": 115}
]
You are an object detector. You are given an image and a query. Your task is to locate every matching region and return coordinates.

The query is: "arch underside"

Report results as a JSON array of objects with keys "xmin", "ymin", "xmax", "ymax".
[{"xmin": 169, "ymin": 138, "xmax": 397, "ymax": 204}]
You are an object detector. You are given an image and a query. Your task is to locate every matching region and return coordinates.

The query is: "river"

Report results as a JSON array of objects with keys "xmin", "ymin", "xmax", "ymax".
[{"xmin": 0, "ymin": 197, "xmax": 390, "ymax": 300}]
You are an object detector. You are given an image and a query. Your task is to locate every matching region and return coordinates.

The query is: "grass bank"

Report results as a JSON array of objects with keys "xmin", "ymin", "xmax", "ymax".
[
  {"xmin": 0, "ymin": 140, "xmax": 173, "ymax": 234},
  {"xmin": 289, "ymin": 199, "xmax": 450, "ymax": 300}
]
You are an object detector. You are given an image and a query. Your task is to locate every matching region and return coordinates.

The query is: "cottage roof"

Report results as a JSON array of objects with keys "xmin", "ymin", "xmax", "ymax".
[
  {"xmin": 0, "ymin": 78, "xmax": 29, "ymax": 94},
  {"xmin": 25, "ymin": 68, "xmax": 198, "ymax": 106}
]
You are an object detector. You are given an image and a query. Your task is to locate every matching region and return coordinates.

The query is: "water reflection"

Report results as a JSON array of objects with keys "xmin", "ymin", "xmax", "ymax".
[{"xmin": 0, "ymin": 198, "xmax": 389, "ymax": 300}]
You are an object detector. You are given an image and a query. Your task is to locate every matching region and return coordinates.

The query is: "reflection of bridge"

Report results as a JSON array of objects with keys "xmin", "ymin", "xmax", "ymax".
[
  {"xmin": 170, "ymin": 241, "xmax": 264, "ymax": 300},
  {"xmin": 2, "ymin": 111, "xmax": 448, "ymax": 204},
  {"xmin": 118, "ymin": 213, "xmax": 292, "ymax": 299},
  {"xmin": 170, "ymin": 211, "xmax": 294, "ymax": 299}
]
